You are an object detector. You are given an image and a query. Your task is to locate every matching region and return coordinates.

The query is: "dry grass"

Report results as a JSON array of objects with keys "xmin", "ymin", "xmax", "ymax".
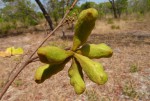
[{"xmin": 0, "ymin": 17, "xmax": 150, "ymax": 101}]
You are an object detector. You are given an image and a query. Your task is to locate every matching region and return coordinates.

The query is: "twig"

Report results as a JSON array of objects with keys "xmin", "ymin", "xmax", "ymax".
[
  {"xmin": 7, "ymin": 52, "xmax": 28, "ymax": 81},
  {"xmin": 0, "ymin": 0, "xmax": 78, "ymax": 99}
]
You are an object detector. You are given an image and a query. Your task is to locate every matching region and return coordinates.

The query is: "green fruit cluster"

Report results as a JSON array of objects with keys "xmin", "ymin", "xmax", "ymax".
[
  {"xmin": 76, "ymin": 43, "xmax": 113, "ymax": 58},
  {"xmin": 34, "ymin": 8, "xmax": 113, "ymax": 94},
  {"xmin": 68, "ymin": 58, "xmax": 85, "ymax": 94},
  {"xmin": 35, "ymin": 61, "xmax": 68, "ymax": 84},
  {"xmin": 37, "ymin": 46, "xmax": 73, "ymax": 64}
]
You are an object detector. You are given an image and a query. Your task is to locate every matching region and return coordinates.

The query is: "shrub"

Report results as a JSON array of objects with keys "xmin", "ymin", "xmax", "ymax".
[
  {"xmin": 107, "ymin": 18, "xmax": 114, "ymax": 24},
  {"xmin": 111, "ymin": 25, "xmax": 120, "ymax": 29},
  {"xmin": 130, "ymin": 64, "xmax": 138, "ymax": 73},
  {"xmin": 0, "ymin": 22, "xmax": 16, "ymax": 34}
]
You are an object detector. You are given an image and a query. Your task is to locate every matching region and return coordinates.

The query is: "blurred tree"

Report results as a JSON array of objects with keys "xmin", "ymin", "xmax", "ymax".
[
  {"xmin": 131, "ymin": 0, "xmax": 150, "ymax": 14},
  {"xmin": 109, "ymin": 0, "xmax": 128, "ymax": 18},
  {"xmin": 66, "ymin": 0, "xmax": 75, "ymax": 6},
  {"xmin": 115, "ymin": 0, "xmax": 128, "ymax": 17},
  {"xmin": 46, "ymin": 0, "xmax": 60, "ymax": 25},
  {"xmin": 46, "ymin": 0, "xmax": 73, "ymax": 25},
  {"xmin": 1, "ymin": 0, "xmax": 39, "ymax": 26},
  {"xmin": 80, "ymin": 2, "xmax": 97, "ymax": 11},
  {"xmin": 35, "ymin": 0, "xmax": 54, "ymax": 30},
  {"xmin": 98, "ymin": 2, "xmax": 111, "ymax": 18},
  {"xmin": 2, "ymin": 0, "xmax": 14, "ymax": 2},
  {"xmin": 2, "ymin": 0, "xmax": 54, "ymax": 30},
  {"xmin": 109, "ymin": 0, "xmax": 118, "ymax": 18}
]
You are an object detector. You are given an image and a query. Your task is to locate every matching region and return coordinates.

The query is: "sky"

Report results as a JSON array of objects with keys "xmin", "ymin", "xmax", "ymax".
[
  {"xmin": 79, "ymin": 0, "xmax": 107, "ymax": 4},
  {"xmin": 36, "ymin": 0, "xmax": 108, "ymax": 5},
  {"xmin": 0, "ymin": 0, "xmax": 4, "ymax": 8},
  {"xmin": 0, "ymin": 0, "xmax": 108, "ymax": 9}
]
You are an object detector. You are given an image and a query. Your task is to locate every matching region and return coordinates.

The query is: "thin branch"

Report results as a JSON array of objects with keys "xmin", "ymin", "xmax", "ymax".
[
  {"xmin": 7, "ymin": 53, "xmax": 28, "ymax": 81},
  {"xmin": 0, "ymin": 0, "xmax": 78, "ymax": 99},
  {"xmin": 28, "ymin": 56, "xmax": 40, "ymax": 63}
]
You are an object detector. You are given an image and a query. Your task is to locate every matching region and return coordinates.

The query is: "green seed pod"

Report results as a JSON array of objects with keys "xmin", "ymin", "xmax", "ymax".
[
  {"xmin": 74, "ymin": 53, "xmax": 108, "ymax": 85},
  {"xmin": 76, "ymin": 43, "xmax": 113, "ymax": 59},
  {"xmin": 34, "ymin": 59, "xmax": 69, "ymax": 84},
  {"xmin": 68, "ymin": 58, "xmax": 85, "ymax": 94},
  {"xmin": 71, "ymin": 8, "xmax": 98, "ymax": 51},
  {"xmin": 37, "ymin": 46, "xmax": 73, "ymax": 64}
]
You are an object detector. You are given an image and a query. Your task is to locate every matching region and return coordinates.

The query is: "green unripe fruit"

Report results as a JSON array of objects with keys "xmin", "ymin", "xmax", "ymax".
[
  {"xmin": 34, "ymin": 60, "xmax": 68, "ymax": 83},
  {"xmin": 72, "ymin": 8, "xmax": 98, "ymax": 51},
  {"xmin": 37, "ymin": 46, "xmax": 73, "ymax": 64},
  {"xmin": 34, "ymin": 64, "xmax": 50, "ymax": 83},
  {"xmin": 68, "ymin": 58, "xmax": 85, "ymax": 94},
  {"xmin": 74, "ymin": 53, "xmax": 108, "ymax": 85},
  {"xmin": 76, "ymin": 43, "xmax": 113, "ymax": 59}
]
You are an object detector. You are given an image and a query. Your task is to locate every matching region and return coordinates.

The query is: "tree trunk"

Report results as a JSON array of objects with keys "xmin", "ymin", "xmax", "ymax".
[
  {"xmin": 117, "ymin": 8, "xmax": 121, "ymax": 18},
  {"xmin": 109, "ymin": 0, "xmax": 118, "ymax": 18},
  {"xmin": 35, "ymin": 0, "xmax": 54, "ymax": 31}
]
